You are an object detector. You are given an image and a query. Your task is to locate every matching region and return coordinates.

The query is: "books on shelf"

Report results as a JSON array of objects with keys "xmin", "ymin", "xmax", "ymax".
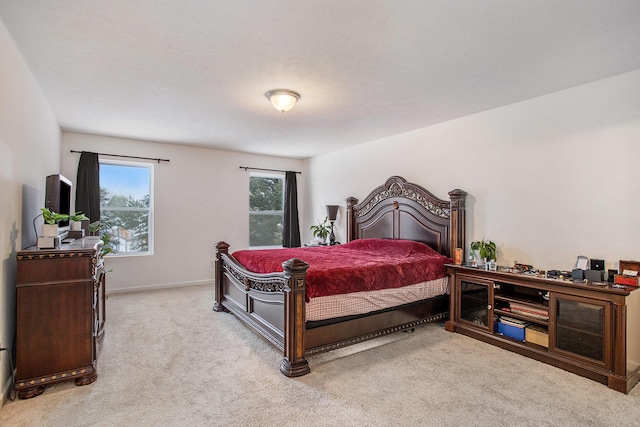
[
  {"xmin": 525, "ymin": 325, "xmax": 549, "ymax": 347},
  {"xmin": 498, "ymin": 316, "xmax": 530, "ymax": 328},
  {"xmin": 497, "ymin": 316, "xmax": 529, "ymax": 341},
  {"xmin": 508, "ymin": 302, "xmax": 549, "ymax": 320}
]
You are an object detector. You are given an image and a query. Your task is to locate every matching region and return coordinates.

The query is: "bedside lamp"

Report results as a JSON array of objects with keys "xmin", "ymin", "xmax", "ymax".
[{"xmin": 326, "ymin": 205, "xmax": 339, "ymax": 245}]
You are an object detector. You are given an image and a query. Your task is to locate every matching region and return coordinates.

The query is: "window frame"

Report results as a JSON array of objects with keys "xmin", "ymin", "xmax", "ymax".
[
  {"xmin": 99, "ymin": 159, "xmax": 154, "ymax": 257},
  {"xmin": 249, "ymin": 172, "xmax": 285, "ymax": 249}
]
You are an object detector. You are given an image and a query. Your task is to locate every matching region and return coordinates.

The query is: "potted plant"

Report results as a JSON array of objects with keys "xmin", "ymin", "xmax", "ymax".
[
  {"xmin": 310, "ymin": 217, "xmax": 331, "ymax": 244},
  {"xmin": 88, "ymin": 220, "xmax": 117, "ymax": 257},
  {"xmin": 69, "ymin": 211, "xmax": 90, "ymax": 231},
  {"xmin": 40, "ymin": 207, "xmax": 69, "ymax": 237},
  {"xmin": 470, "ymin": 239, "xmax": 497, "ymax": 269}
]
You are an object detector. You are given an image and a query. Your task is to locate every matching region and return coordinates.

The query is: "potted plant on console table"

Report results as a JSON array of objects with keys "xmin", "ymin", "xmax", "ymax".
[
  {"xmin": 470, "ymin": 239, "xmax": 497, "ymax": 270},
  {"xmin": 88, "ymin": 220, "xmax": 117, "ymax": 257},
  {"xmin": 40, "ymin": 207, "xmax": 69, "ymax": 238},
  {"xmin": 310, "ymin": 217, "xmax": 331, "ymax": 245},
  {"xmin": 69, "ymin": 211, "xmax": 90, "ymax": 231}
]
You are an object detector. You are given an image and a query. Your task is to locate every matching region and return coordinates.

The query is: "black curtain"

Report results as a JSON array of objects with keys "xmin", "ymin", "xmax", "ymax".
[
  {"xmin": 75, "ymin": 151, "xmax": 100, "ymax": 223},
  {"xmin": 282, "ymin": 171, "xmax": 301, "ymax": 247}
]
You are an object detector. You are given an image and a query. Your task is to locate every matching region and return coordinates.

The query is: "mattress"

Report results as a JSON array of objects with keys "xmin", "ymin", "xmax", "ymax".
[
  {"xmin": 306, "ymin": 276, "xmax": 449, "ymax": 321},
  {"xmin": 232, "ymin": 238, "xmax": 453, "ymax": 300}
]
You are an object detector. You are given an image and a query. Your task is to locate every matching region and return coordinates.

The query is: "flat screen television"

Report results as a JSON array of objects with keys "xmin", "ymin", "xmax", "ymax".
[{"xmin": 45, "ymin": 174, "xmax": 72, "ymax": 233}]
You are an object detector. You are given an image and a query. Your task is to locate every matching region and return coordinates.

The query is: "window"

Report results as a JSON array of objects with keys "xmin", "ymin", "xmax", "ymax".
[
  {"xmin": 99, "ymin": 160, "xmax": 153, "ymax": 255},
  {"xmin": 249, "ymin": 173, "xmax": 284, "ymax": 247}
]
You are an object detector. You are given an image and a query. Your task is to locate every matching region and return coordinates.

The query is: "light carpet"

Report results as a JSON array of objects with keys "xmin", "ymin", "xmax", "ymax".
[{"xmin": 1, "ymin": 284, "xmax": 639, "ymax": 426}]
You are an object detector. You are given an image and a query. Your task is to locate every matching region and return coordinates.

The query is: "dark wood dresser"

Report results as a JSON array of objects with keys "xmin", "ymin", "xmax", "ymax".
[{"xmin": 15, "ymin": 237, "xmax": 106, "ymax": 399}]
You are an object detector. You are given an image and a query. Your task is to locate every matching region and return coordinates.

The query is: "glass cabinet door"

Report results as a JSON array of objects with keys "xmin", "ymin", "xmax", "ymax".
[
  {"xmin": 458, "ymin": 277, "xmax": 493, "ymax": 331},
  {"xmin": 550, "ymin": 294, "xmax": 611, "ymax": 368}
]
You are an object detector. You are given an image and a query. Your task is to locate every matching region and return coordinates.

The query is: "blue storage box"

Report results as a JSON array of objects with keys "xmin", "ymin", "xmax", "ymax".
[{"xmin": 497, "ymin": 321, "xmax": 526, "ymax": 341}]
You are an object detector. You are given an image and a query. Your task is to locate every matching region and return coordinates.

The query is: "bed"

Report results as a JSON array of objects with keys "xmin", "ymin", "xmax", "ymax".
[{"xmin": 214, "ymin": 176, "xmax": 467, "ymax": 376}]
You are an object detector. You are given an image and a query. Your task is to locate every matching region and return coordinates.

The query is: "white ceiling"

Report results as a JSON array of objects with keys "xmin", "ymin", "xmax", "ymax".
[{"xmin": 1, "ymin": 1, "xmax": 640, "ymax": 159}]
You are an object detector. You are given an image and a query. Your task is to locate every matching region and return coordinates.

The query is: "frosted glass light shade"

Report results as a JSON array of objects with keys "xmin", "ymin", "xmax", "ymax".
[{"xmin": 265, "ymin": 89, "xmax": 300, "ymax": 112}]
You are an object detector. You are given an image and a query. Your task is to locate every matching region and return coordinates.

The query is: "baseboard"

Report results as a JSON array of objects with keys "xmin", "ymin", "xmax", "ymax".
[{"xmin": 108, "ymin": 279, "xmax": 213, "ymax": 294}]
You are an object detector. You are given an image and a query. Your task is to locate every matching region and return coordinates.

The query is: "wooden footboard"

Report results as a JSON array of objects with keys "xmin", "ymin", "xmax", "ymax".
[
  {"xmin": 214, "ymin": 241, "xmax": 449, "ymax": 376},
  {"xmin": 214, "ymin": 241, "xmax": 311, "ymax": 376}
]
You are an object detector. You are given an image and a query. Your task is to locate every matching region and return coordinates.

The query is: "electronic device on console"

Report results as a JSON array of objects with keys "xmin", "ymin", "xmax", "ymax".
[
  {"xmin": 37, "ymin": 174, "xmax": 73, "ymax": 249},
  {"xmin": 44, "ymin": 174, "xmax": 72, "ymax": 237},
  {"xmin": 572, "ymin": 268, "xmax": 585, "ymax": 281},
  {"xmin": 547, "ymin": 269, "xmax": 571, "ymax": 279}
]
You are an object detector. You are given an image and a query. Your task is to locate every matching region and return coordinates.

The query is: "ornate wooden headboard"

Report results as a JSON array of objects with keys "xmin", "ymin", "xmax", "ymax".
[{"xmin": 346, "ymin": 176, "xmax": 466, "ymax": 258}]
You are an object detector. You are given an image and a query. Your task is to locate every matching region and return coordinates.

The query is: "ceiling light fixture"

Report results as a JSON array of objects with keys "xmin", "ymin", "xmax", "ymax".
[{"xmin": 265, "ymin": 89, "xmax": 300, "ymax": 112}]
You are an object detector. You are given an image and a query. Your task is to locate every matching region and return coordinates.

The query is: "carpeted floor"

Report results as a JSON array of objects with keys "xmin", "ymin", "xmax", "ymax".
[{"xmin": 1, "ymin": 284, "xmax": 639, "ymax": 426}]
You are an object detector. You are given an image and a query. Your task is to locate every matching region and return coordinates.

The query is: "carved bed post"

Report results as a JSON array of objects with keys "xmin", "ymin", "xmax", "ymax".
[
  {"xmin": 280, "ymin": 258, "xmax": 311, "ymax": 377},
  {"xmin": 345, "ymin": 196, "xmax": 358, "ymax": 243},
  {"xmin": 448, "ymin": 190, "xmax": 467, "ymax": 260},
  {"xmin": 213, "ymin": 241, "xmax": 229, "ymax": 312}
]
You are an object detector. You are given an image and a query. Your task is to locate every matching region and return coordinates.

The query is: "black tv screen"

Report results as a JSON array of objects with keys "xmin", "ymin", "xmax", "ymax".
[{"xmin": 45, "ymin": 174, "xmax": 72, "ymax": 229}]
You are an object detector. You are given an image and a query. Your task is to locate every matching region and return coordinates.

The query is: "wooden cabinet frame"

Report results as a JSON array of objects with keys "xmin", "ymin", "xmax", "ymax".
[
  {"xmin": 451, "ymin": 274, "xmax": 495, "ymax": 333},
  {"xmin": 549, "ymin": 293, "xmax": 612, "ymax": 370},
  {"xmin": 446, "ymin": 265, "xmax": 640, "ymax": 394},
  {"xmin": 16, "ymin": 237, "xmax": 106, "ymax": 399}
]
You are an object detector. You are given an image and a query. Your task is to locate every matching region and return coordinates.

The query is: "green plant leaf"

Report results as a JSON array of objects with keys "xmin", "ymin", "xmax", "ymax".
[
  {"xmin": 41, "ymin": 207, "xmax": 70, "ymax": 224},
  {"xmin": 69, "ymin": 211, "xmax": 90, "ymax": 221},
  {"xmin": 310, "ymin": 217, "xmax": 331, "ymax": 238},
  {"xmin": 470, "ymin": 239, "xmax": 497, "ymax": 261}
]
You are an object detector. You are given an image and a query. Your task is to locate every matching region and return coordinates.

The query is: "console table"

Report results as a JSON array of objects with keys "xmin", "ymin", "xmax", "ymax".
[
  {"xmin": 15, "ymin": 237, "xmax": 106, "ymax": 399},
  {"xmin": 445, "ymin": 264, "xmax": 640, "ymax": 393}
]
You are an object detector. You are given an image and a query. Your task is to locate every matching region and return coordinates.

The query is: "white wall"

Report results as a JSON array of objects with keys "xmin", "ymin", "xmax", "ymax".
[
  {"xmin": 305, "ymin": 70, "xmax": 640, "ymax": 272},
  {"xmin": 61, "ymin": 132, "xmax": 305, "ymax": 292},
  {"xmin": 0, "ymin": 18, "xmax": 60, "ymax": 404}
]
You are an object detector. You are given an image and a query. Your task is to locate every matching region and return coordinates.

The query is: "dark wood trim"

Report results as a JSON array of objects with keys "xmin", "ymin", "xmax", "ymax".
[
  {"xmin": 448, "ymin": 188, "xmax": 467, "ymax": 259},
  {"xmin": 280, "ymin": 258, "xmax": 311, "ymax": 377},
  {"xmin": 346, "ymin": 176, "xmax": 466, "ymax": 258},
  {"xmin": 345, "ymin": 196, "xmax": 358, "ymax": 243},
  {"xmin": 213, "ymin": 241, "xmax": 229, "ymax": 312}
]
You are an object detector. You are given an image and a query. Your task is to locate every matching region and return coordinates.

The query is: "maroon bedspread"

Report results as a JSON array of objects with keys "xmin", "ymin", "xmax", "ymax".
[{"xmin": 232, "ymin": 238, "xmax": 452, "ymax": 300}]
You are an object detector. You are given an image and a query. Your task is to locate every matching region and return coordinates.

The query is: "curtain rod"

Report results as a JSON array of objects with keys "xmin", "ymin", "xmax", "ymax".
[
  {"xmin": 70, "ymin": 150, "xmax": 170, "ymax": 163},
  {"xmin": 239, "ymin": 166, "xmax": 301, "ymax": 174}
]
